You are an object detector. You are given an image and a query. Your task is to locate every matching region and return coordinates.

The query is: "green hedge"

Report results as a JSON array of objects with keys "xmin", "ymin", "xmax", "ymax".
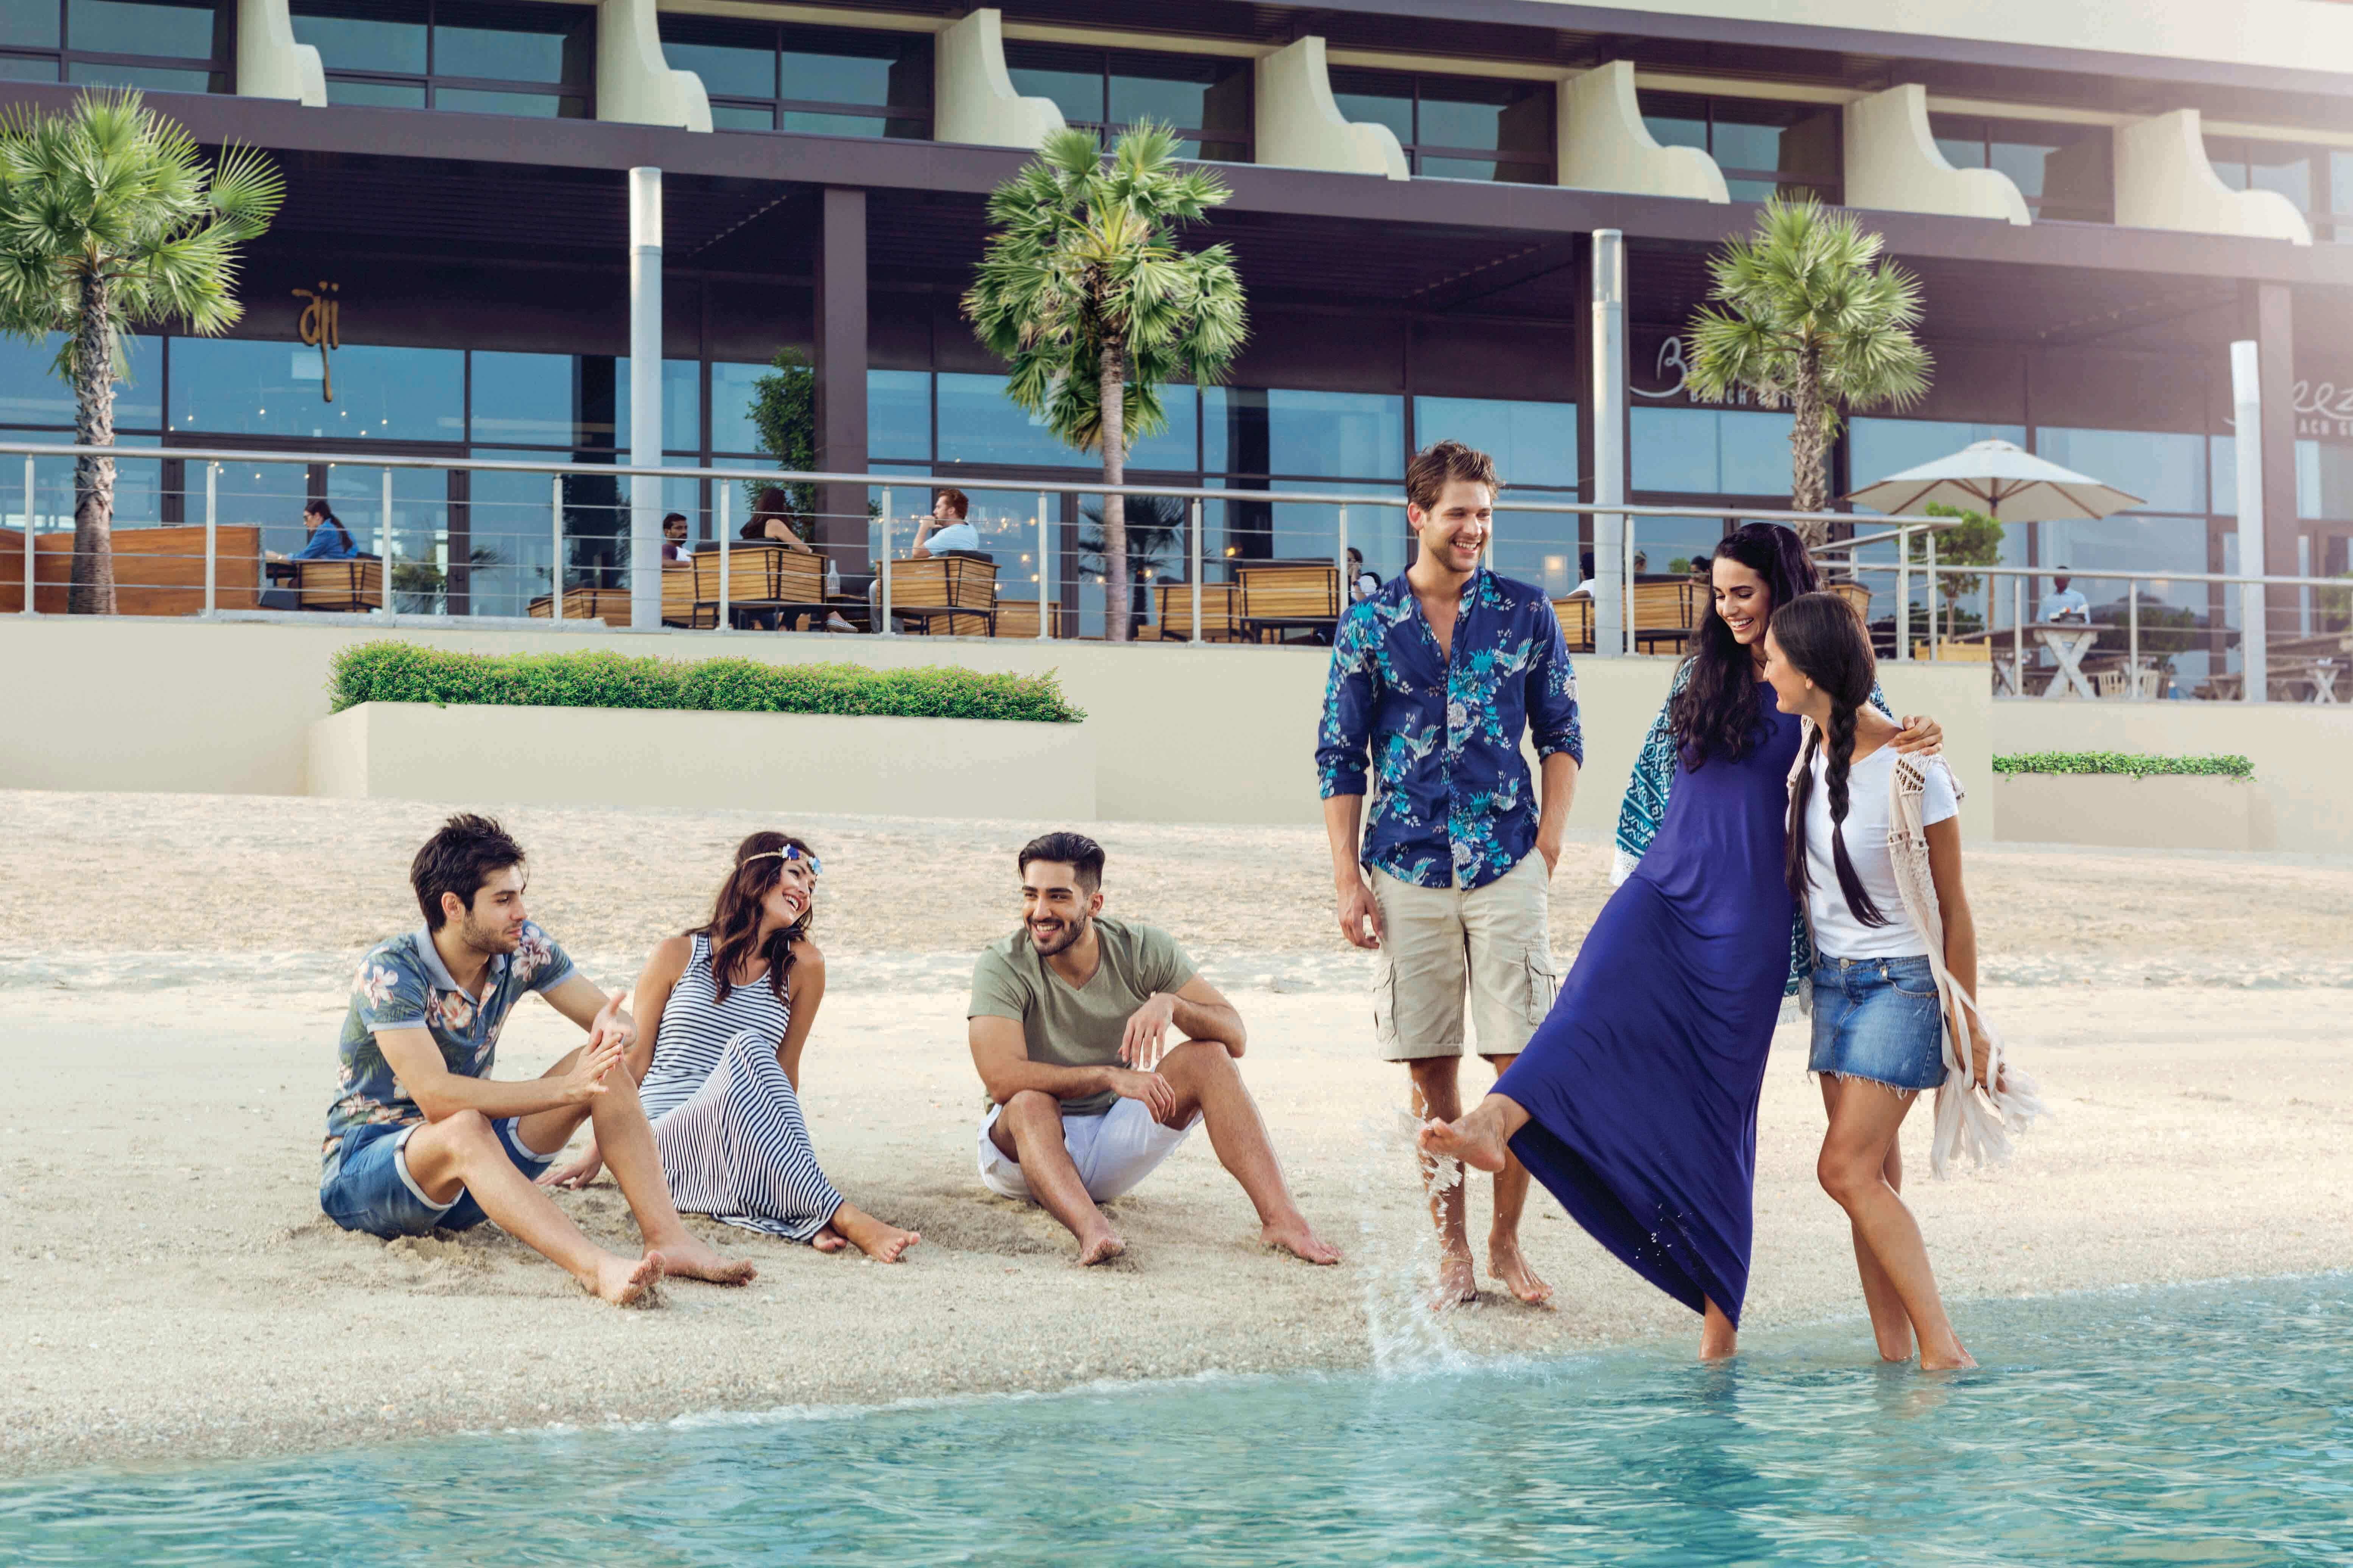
[
  {"xmin": 1992, "ymin": 750, "xmax": 2253, "ymax": 781},
  {"xmin": 327, "ymin": 642, "xmax": 1085, "ymax": 723}
]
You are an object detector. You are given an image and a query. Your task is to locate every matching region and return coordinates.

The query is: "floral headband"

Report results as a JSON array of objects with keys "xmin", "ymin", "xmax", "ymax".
[{"xmin": 740, "ymin": 845, "xmax": 822, "ymax": 878}]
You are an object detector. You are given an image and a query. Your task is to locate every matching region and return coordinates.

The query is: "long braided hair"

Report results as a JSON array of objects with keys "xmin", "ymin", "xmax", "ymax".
[
  {"xmin": 1773, "ymin": 592, "xmax": 1891, "ymax": 929},
  {"xmin": 694, "ymin": 831, "xmax": 818, "ymax": 1002},
  {"xmin": 1668, "ymin": 522, "xmax": 1822, "ymax": 768}
]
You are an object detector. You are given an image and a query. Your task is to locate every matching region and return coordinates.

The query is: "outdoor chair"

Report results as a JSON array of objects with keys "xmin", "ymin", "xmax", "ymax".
[
  {"xmin": 1235, "ymin": 560, "xmax": 1340, "ymax": 643},
  {"xmin": 1552, "ymin": 594, "xmax": 1595, "ymax": 653},
  {"xmin": 527, "ymin": 585, "xmax": 634, "ymax": 623},
  {"xmin": 885, "ymin": 553, "xmax": 997, "ymax": 635},
  {"xmin": 1824, "ymin": 578, "xmax": 1872, "ymax": 623},
  {"xmin": 1148, "ymin": 580, "xmax": 1242, "ymax": 642},
  {"xmin": 691, "ymin": 542, "xmax": 829, "ymax": 628},
  {"xmin": 1629, "ymin": 579, "xmax": 1701, "ymax": 653},
  {"xmin": 296, "ymin": 554, "xmax": 385, "ymax": 613},
  {"xmin": 990, "ymin": 599, "xmax": 1065, "ymax": 638}
]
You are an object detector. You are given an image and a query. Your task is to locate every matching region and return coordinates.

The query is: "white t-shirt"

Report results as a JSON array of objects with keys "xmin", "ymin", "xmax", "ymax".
[
  {"xmin": 924, "ymin": 520, "xmax": 983, "ymax": 555},
  {"xmin": 2038, "ymin": 587, "xmax": 2088, "ymax": 622},
  {"xmin": 1804, "ymin": 742, "xmax": 1959, "ymax": 961}
]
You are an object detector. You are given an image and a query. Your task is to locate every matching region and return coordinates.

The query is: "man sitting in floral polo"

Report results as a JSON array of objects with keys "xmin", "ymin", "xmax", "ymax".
[{"xmin": 319, "ymin": 813, "xmax": 753, "ymax": 1303}]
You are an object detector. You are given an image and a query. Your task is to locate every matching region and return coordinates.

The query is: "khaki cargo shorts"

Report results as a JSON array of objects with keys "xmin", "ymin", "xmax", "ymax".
[{"xmin": 1368, "ymin": 852, "xmax": 1560, "ymax": 1062}]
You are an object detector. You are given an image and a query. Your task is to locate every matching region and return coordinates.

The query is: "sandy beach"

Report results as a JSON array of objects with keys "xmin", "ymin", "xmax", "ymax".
[{"xmin": 2, "ymin": 788, "xmax": 2348, "ymax": 1478}]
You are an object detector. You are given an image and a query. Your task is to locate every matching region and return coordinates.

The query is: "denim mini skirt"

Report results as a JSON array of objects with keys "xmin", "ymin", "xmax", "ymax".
[{"xmin": 1809, "ymin": 954, "xmax": 1947, "ymax": 1092}]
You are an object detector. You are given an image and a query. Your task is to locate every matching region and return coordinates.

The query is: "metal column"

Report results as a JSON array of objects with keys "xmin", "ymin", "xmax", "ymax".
[
  {"xmin": 627, "ymin": 166, "xmax": 664, "ymax": 633},
  {"xmin": 2230, "ymin": 341, "xmax": 2267, "ymax": 703},
  {"xmin": 1590, "ymin": 230, "xmax": 1627, "ymax": 658}
]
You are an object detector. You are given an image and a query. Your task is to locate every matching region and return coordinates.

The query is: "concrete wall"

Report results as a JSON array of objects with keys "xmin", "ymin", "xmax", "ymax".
[
  {"xmin": 1844, "ymin": 85, "xmax": 2028, "ymax": 226},
  {"xmin": 1256, "ymin": 37, "xmax": 1408, "ymax": 181},
  {"xmin": 235, "ymin": 0, "xmax": 324, "ymax": 106},
  {"xmin": 595, "ymin": 0, "xmax": 711, "ymax": 133},
  {"xmin": 0, "ymin": 619, "xmax": 1995, "ymax": 839},
  {"xmin": 310, "ymin": 702, "xmax": 1093, "ymax": 818},
  {"xmin": 1993, "ymin": 775, "xmax": 2255, "ymax": 851},
  {"xmin": 1993, "ymin": 698, "xmax": 2353, "ymax": 853},
  {"xmin": 2115, "ymin": 109, "xmax": 2311, "ymax": 246},
  {"xmin": 1557, "ymin": 62, "xmax": 1727, "ymax": 204},
  {"xmin": 934, "ymin": 9, "xmax": 1062, "ymax": 151}
]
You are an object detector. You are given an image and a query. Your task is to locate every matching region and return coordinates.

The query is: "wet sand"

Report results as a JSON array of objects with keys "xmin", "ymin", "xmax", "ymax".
[{"xmin": 2, "ymin": 790, "xmax": 2347, "ymax": 1476}]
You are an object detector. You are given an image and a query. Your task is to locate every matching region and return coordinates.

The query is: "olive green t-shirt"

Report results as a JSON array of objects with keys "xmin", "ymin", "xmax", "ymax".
[{"xmin": 968, "ymin": 916, "xmax": 1197, "ymax": 1117}]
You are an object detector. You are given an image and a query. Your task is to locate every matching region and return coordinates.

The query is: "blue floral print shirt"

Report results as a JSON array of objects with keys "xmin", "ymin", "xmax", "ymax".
[
  {"xmin": 321, "ymin": 922, "xmax": 575, "ymax": 1183},
  {"xmin": 1317, "ymin": 568, "xmax": 1583, "ymax": 890}
]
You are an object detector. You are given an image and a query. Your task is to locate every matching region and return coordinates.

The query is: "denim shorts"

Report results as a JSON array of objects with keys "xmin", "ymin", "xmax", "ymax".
[
  {"xmin": 1809, "ymin": 955, "xmax": 1947, "ymax": 1092},
  {"xmin": 320, "ymin": 1116, "xmax": 557, "ymax": 1239}
]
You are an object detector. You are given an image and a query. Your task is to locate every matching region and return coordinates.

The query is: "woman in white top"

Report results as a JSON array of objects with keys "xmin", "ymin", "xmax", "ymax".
[{"xmin": 1761, "ymin": 591, "xmax": 1984, "ymax": 1370}]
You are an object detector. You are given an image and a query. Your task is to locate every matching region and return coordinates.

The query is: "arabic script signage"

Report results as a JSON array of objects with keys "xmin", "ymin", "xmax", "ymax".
[{"xmin": 293, "ymin": 280, "xmax": 341, "ymax": 403}]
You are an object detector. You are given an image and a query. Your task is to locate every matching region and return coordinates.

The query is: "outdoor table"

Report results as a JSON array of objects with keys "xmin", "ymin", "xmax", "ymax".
[{"xmin": 2019, "ymin": 620, "xmax": 2104, "ymax": 700}]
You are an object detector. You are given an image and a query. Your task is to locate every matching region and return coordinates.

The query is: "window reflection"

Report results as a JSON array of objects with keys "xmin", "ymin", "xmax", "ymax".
[
  {"xmin": 5, "ymin": 0, "xmax": 229, "ymax": 93},
  {"xmin": 1632, "ymin": 406, "xmax": 1794, "ymax": 495},
  {"xmin": 169, "ymin": 339, "xmax": 463, "ymax": 442},
  {"xmin": 1329, "ymin": 68, "xmax": 1552, "ymax": 183},
  {"xmin": 293, "ymin": 0, "xmax": 593, "ymax": 118}
]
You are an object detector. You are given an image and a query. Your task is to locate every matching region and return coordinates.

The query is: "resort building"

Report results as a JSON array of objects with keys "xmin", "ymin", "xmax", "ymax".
[{"xmin": 1, "ymin": 0, "xmax": 2347, "ymax": 685}]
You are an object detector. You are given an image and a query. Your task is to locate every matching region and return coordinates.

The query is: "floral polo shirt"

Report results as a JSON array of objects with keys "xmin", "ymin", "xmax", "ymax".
[
  {"xmin": 1316, "ymin": 568, "xmax": 1584, "ymax": 890},
  {"xmin": 320, "ymin": 922, "xmax": 574, "ymax": 1183}
]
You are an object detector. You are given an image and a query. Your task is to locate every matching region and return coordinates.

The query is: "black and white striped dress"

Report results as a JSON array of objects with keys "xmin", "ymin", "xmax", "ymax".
[{"xmin": 642, "ymin": 933, "xmax": 844, "ymax": 1243}]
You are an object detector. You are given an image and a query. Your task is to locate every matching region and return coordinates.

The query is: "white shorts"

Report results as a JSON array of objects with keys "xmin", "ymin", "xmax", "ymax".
[{"xmin": 976, "ymin": 1097, "xmax": 1199, "ymax": 1204}]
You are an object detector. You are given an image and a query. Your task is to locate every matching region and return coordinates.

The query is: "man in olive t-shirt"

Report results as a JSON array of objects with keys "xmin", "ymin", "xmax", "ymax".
[{"xmin": 967, "ymin": 831, "xmax": 1340, "ymax": 1268}]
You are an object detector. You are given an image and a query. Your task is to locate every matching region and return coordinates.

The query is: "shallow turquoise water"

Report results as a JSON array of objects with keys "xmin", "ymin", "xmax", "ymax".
[{"xmin": 4, "ymin": 1275, "xmax": 2349, "ymax": 1566}]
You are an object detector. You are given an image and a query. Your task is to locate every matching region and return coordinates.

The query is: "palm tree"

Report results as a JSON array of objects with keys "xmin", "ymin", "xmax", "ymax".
[
  {"xmin": 0, "ymin": 91, "xmax": 283, "ymax": 613},
  {"xmin": 964, "ymin": 121, "xmax": 1245, "ymax": 641},
  {"xmin": 1079, "ymin": 493, "xmax": 1187, "ymax": 627},
  {"xmin": 1684, "ymin": 197, "xmax": 1931, "ymax": 547}
]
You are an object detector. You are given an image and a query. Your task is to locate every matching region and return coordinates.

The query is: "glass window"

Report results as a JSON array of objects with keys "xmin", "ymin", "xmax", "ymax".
[
  {"xmin": 1413, "ymin": 396, "xmax": 1576, "ymax": 490},
  {"xmin": 2298, "ymin": 439, "xmax": 2353, "ymax": 522},
  {"xmin": 935, "ymin": 371, "xmax": 1088, "ymax": 468},
  {"xmin": 169, "ymin": 338, "xmax": 463, "ymax": 442},
  {"xmin": 2336, "ymin": 151, "xmax": 2353, "ymax": 243},
  {"xmin": 470, "ymin": 351, "xmax": 597, "ymax": 446},
  {"xmin": 1204, "ymin": 388, "xmax": 1404, "ymax": 479},
  {"xmin": 5, "ymin": 0, "xmax": 226, "ymax": 93},
  {"xmin": 612, "ymin": 358, "xmax": 701, "ymax": 454},
  {"xmin": 1124, "ymin": 384, "xmax": 1198, "ymax": 473},
  {"xmin": 1004, "ymin": 44, "xmax": 1250, "ymax": 163},
  {"xmin": 2207, "ymin": 137, "xmax": 2346, "ymax": 238},
  {"xmin": 0, "ymin": 330, "xmax": 160, "ymax": 428},
  {"xmin": 1641, "ymin": 92, "xmax": 1840, "ymax": 204},
  {"xmin": 867, "ymin": 369, "xmax": 929, "ymax": 462},
  {"xmin": 294, "ymin": 0, "xmax": 592, "ymax": 117},
  {"xmin": 1, "ymin": 429, "xmax": 162, "ymax": 535},
  {"xmin": 2035, "ymin": 427, "xmax": 2205, "ymax": 515},
  {"xmin": 662, "ymin": 18, "xmax": 930, "ymax": 140},
  {"xmin": 1929, "ymin": 114, "xmax": 2112, "ymax": 222},
  {"xmin": 1330, "ymin": 68, "xmax": 1551, "ymax": 184},
  {"xmin": 1848, "ymin": 418, "xmax": 2028, "ymax": 493},
  {"xmin": 1632, "ymin": 406, "xmax": 1796, "ymax": 495}
]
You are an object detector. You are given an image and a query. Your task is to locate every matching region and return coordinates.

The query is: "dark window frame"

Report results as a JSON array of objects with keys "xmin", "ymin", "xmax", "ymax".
[
  {"xmin": 1002, "ymin": 41, "xmax": 1254, "ymax": 164},
  {"xmin": 1928, "ymin": 112, "xmax": 2115, "ymax": 223},
  {"xmin": 1639, "ymin": 91, "xmax": 1842, "ymax": 205},
  {"xmin": 291, "ymin": 0, "xmax": 595, "ymax": 119},
  {"xmin": 1329, "ymin": 67, "xmax": 1555, "ymax": 184},
  {"xmin": 2203, "ymin": 135, "xmax": 2346, "ymax": 241},
  {"xmin": 659, "ymin": 16, "xmax": 932, "ymax": 140},
  {"xmin": 0, "ymin": 0, "xmax": 232, "ymax": 94}
]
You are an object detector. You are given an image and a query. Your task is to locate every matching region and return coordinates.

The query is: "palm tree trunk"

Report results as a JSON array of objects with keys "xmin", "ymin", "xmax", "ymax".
[
  {"xmin": 68, "ymin": 277, "xmax": 117, "ymax": 615},
  {"xmin": 1099, "ymin": 349, "xmax": 1130, "ymax": 642},
  {"xmin": 1786, "ymin": 356, "xmax": 1830, "ymax": 549}
]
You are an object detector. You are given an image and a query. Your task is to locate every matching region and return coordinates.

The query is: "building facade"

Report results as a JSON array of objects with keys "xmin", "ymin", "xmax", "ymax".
[{"xmin": 3, "ymin": 0, "xmax": 2348, "ymax": 673}]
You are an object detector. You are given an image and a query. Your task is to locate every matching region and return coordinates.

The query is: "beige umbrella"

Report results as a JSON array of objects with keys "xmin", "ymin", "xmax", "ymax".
[{"xmin": 1844, "ymin": 437, "xmax": 2142, "ymax": 521}]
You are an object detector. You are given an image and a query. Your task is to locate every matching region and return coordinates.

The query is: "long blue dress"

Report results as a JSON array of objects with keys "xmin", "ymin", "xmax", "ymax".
[{"xmin": 1492, "ymin": 684, "xmax": 1801, "ymax": 1327}]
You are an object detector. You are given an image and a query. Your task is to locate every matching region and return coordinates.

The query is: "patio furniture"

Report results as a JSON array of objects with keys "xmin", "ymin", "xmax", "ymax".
[
  {"xmin": 692, "ymin": 541, "xmax": 831, "ymax": 629},
  {"xmin": 1913, "ymin": 639, "xmax": 1992, "ymax": 663},
  {"xmin": 990, "ymin": 599, "xmax": 1065, "ymax": 638},
  {"xmin": 1552, "ymin": 593, "xmax": 1594, "ymax": 653},
  {"xmin": 2011, "ymin": 621, "xmax": 2103, "ymax": 700},
  {"xmin": 1630, "ymin": 579, "xmax": 1701, "ymax": 653},
  {"xmin": 1235, "ymin": 560, "xmax": 1341, "ymax": 643},
  {"xmin": 1148, "ymin": 580, "xmax": 1243, "ymax": 642},
  {"xmin": 1824, "ymin": 578, "xmax": 1872, "ymax": 622},
  {"xmin": 4, "ymin": 524, "xmax": 265, "ymax": 615},
  {"xmin": 884, "ymin": 553, "xmax": 997, "ymax": 635},
  {"xmin": 296, "ymin": 554, "xmax": 385, "ymax": 613}
]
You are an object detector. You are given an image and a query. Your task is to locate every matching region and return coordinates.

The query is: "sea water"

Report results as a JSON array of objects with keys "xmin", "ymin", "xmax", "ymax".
[{"xmin": 3, "ymin": 1274, "xmax": 2347, "ymax": 1566}]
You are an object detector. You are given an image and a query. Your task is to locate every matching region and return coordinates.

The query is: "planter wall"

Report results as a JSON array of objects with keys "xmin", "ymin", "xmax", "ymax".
[
  {"xmin": 1993, "ymin": 773, "xmax": 2255, "ymax": 851},
  {"xmin": 307, "ymin": 702, "xmax": 1094, "ymax": 820}
]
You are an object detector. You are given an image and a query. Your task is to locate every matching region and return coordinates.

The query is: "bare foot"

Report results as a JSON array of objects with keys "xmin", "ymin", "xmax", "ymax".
[
  {"xmin": 1488, "ymin": 1240, "xmax": 1554, "ymax": 1307},
  {"xmin": 1920, "ymin": 1344, "xmax": 1978, "ymax": 1372},
  {"xmin": 1429, "ymin": 1250, "xmax": 1478, "ymax": 1311},
  {"xmin": 1078, "ymin": 1232, "xmax": 1126, "ymax": 1266},
  {"xmin": 592, "ymin": 1251, "xmax": 664, "ymax": 1307},
  {"xmin": 1261, "ymin": 1216, "xmax": 1341, "ymax": 1266},
  {"xmin": 832, "ymin": 1205, "xmax": 922, "ymax": 1264},
  {"xmin": 1418, "ymin": 1112, "xmax": 1508, "ymax": 1175},
  {"xmin": 656, "ymin": 1235, "xmax": 756, "ymax": 1286},
  {"xmin": 812, "ymin": 1224, "xmax": 848, "ymax": 1254}
]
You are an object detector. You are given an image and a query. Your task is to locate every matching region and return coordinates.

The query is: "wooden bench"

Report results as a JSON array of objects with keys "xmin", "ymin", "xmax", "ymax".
[
  {"xmin": 1148, "ymin": 580, "xmax": 1243, "ymax": 642},
  {"xmin": 2, "ymin": 524, "xmax": 264, "ymax": 614},
  {"xmin": 885, "ymin": 553, "xmax": 997, "ymax": 636},
  {"xmin": 1236, "ymin": 560, "xmax": 1340, "ymax": 643},
  {"xmin": 295, "ymin": 554, "xmax": 385, "ymax": 613}
]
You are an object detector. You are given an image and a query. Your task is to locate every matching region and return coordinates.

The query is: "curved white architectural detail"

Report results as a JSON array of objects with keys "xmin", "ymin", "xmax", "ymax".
[
  {"xmin": 235, "ymin": 0, "xmax": 325, "ymax": 107},
  {"xmin": 935, "ymin": 9, "xmax": 1063, "ymax": 150},
  {"xmin": 597, "ymin": 0, "xmax": 710, "ymax": 133},
  {"xmin": 1844, "ymin": 84, "xmax": 2029, "ymax": 225},
  {"xmin": 2115, "ymin": 109, "xmax": 2311, "ymax": 245},
  {"xmin": 1255, "ymin": 37, "xmax": 1407, "ymax": 181},
  {"xmin": 1557, "ymin": 62, "xmax": 1726, "ymax": 203}
]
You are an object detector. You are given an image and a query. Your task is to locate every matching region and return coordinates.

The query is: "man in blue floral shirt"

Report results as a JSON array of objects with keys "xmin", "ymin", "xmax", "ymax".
[
  {"xmin": 321, "ymin": 814, "xmax": 753, "ymax": 1303},
  {"xmin": 1318, "ymin": 440, "xmax": 1581, "ymax": 1310}
]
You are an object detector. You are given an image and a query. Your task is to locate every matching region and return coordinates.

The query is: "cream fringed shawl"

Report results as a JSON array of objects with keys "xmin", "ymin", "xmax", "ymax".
[{"xmin": 1786, "ymin": 722, "xmax": 2047, "ymax": 1175}]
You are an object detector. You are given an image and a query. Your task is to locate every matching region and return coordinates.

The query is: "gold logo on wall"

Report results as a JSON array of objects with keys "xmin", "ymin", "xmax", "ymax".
[{"xmin": 293, "ymin": 281, "xmax": 341, "ymax": 403}]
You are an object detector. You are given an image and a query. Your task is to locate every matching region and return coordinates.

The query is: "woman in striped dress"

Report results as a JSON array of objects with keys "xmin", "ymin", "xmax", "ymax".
[{"xmin": 542, "ymin": 832, "xmax": 919, "ymax": 1262}]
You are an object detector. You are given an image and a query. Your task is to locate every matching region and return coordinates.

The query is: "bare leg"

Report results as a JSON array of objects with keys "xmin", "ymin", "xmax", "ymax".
[
  {"xmin": 1817, "ymin": 1078, "xmax": 1974, "ymax": 1370},
  {"xmin": 1156, "ymin": 1042, "xmax": 1338, "ymax": 1265},
  {"xmin": 1406, "ymin": 1057, "xmax": 1476, "ymax": 1307},
  {"xmin": 403, "ymin": 1111, "xmax": 660, "ymax": 1305},
  {"xmin": 1478, "ymin": 1053, "xmax": 1551, "ymax": 1307},
  {"xmin": 1821, "ymin": 1078, "xmax": 1915, "ymax": 1361},
  {"xmin": 516, "ymin": 1060, "xmax": 754, "ymax": 1286},
  {"xmin": 1700, "ymin": 1298, "xmax": 1737, "ymax": 1360},
  {"xmin": 1415, "ymin": 1087, "xmax": 1528, "ymax": 1176},
  {"xmin": 824, "ymin": 1201, "xmax": 921, "ymax": 1263},
  {"xmin": 992, "ymin": 1090, "xmax": 1123, "ymax": 1264}
]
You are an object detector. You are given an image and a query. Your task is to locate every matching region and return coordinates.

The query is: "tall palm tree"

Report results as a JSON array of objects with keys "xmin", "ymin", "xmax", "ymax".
[
  {"xmin": 964, "ymin": 121, "xmax": 1246, "ymax": 641},
  {"xmin": 0, "ymin": 91, "xmax": 283, "ymax": 613},
  {"xmin": 1684, "ymin": 196, "xmax": 1931, "ymax": 547}
]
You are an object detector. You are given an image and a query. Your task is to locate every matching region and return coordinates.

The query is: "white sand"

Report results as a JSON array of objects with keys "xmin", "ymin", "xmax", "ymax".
[{"xmin": 2, "ymin": 790, "xmax": 2347, "ymax": 1476}]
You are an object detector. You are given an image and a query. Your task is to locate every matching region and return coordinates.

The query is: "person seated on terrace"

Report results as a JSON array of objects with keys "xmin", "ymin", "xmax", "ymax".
[
  {"xmin": 1570, "ymin": 552, "xmax": 1596, "ymax": 597},
  {"xmin": 266, "ymin": 500, "xmax": 357, "ymax": 565},
  {"xmin": 319, "ymin": 813, "xmax": 754, "ymax": 1304},
  {"xmin": 2039, "ymin": 569, "xmax": 2090, "ymax": 623},
  {"xmin": 966, "ymin": 831, "xmax": 1341, "ymax": 1268},
  {"xmin": 739, "ymin": 486, "xmax": 816, "ymax": 554},
  {"xmin": 911, "ymin": 488, "xmax": 985, "ymax": 559},
  {"xmin": 661, "ymin": 512, "xmax": 691, "ymax": 563}
]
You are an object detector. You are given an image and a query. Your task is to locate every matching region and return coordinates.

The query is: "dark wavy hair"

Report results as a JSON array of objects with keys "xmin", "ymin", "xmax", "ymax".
[
  {"xmin": 1668, "ymin": 522, "xmax": 1822, "ymax": 768},
  {"xmin": 694, "ymin": 831, "xmax": 819, "ymax": 1002},
  {"xmin": 1773, "ymin": 592, "xmax": 1890, "ymax": 930}
]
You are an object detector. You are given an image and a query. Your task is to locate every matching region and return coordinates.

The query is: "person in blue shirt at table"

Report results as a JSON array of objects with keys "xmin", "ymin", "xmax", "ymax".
[
  {"xmin": 266, "ymin": 499, "xmax": 357, "ymax": 565},
  {"xmin": 1317, "ymin": 439, "xmax": 1582, "ymax": 1311},
  {"xmin": 2038, "ymin": 567, "xmax": 2089, "ymax": 623}
]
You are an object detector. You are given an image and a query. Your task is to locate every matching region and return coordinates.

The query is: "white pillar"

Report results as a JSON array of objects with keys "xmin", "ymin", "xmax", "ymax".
[
  {"xmin": 2232, "ymin": 340, "xmax": 2267, "ymax": 703},
  {"xmin": 628, "ymin": 166, "xmax": 663, "ymax": 632},
  {"xmin": 1591, "ymin": 230, "xmax": 1627, "ymax": 659}
]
